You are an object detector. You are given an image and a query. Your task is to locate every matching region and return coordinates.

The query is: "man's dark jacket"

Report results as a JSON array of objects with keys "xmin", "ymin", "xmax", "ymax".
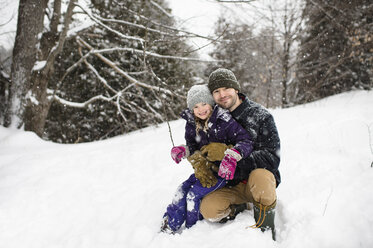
[{"xmin": 230, "ymin": 93, "xmax": 281, "ymax": 187}]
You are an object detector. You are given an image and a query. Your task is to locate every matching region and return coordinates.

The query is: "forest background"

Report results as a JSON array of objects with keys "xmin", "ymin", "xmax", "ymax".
[{"xmin": 0, "ymin": 0, "xmax": 371, "ymax": 143}]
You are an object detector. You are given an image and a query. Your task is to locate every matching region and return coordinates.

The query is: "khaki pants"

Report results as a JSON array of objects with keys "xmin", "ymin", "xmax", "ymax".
[{"xmin": 200, "ymin": 168, "xmax": 277, "ymax": 221}]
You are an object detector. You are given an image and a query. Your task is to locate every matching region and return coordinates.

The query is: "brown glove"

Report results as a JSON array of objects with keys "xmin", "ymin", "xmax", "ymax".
[
  {"xmin": 200, "ymin": 142, "xmax": 233, "ymax": 162},
  {"xmin": 187, "ymin": 151, "xmax": 217, "ymax": 188}
]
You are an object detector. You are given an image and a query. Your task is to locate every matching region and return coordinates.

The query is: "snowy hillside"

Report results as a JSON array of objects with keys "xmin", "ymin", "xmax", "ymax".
[{"xmin": 0, "ymin": 90, "xmax": 372, "ymax": 248}]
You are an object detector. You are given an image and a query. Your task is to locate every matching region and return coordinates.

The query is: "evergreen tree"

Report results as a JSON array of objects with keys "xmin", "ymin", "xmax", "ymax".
[
  {"xmin": 45, "ymin": 0, "xmax": 199, "ymax": 143},
  {"xmin": 295, "ymin": 0, "xmax": 372, "ymax": 104},
  {"xmin": 208, "ymin": 17, "xmax": 283, "ymax": 107}
]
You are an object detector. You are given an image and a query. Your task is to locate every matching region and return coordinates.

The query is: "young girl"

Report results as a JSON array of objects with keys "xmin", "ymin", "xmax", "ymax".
[{"xmin": 161, "ymin": 84, "xmax": 253, "ymax": 233}]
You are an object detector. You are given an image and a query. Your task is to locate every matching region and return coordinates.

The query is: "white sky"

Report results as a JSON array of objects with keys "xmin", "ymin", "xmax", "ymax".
[
  {"xmin": 0, "ymin": 0, "xmax": 221, "ymax": 57},
  {"xmin": 166, "ymin": 0, "xmax": 288, "ymax": 58},
  {"xmin": 0, "ymin": 0, "xmax": 19, "ymax": 51},
  {"xmin": 167, "ymin": 0, "xmax": 222, "ymax": 37},
  {"xmin": 166, "ymin": 0, "xmax": 225, "ymax": 57},
  {"xmin": 0, "ymin": 0, "xmax": 292, "ymax": 58}
]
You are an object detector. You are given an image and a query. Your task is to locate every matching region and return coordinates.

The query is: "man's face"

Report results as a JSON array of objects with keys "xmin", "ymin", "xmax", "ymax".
[{"xmin": 211, "ymin": 87, "xmax": 240, "ymax": 112}]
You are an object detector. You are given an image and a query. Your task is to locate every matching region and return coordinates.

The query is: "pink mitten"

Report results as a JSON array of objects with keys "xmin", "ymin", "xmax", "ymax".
[
  {"xmin": 171, "ymin": 146, "xmax": 187, "ymax": 164},
  {"xmin": 218, "ymin": 148, "xmax": 242, "ymax": 180}
]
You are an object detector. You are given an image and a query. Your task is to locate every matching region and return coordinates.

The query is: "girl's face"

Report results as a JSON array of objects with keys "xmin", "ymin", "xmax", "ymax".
[{"xmin": 193, "ymin": 102, "xmax": 213, "ymax": 120}]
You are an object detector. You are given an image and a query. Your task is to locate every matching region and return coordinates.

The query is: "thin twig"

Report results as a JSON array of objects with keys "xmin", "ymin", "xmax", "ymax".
[
  {"xmin": 146, "ymin": 63, "xmax": 175, "ymax": 147},
  {"xmin": 367, "ymin": 123, "xmax": 373, "ymax": 167},
  {"xmin": 368, "ymin": 124, "xmax": 373, "ymax": 155},
  {"xmin": 76, "ymin": 37, "xmax": 184, "ymax": 98},
  {"xmin": 323, "ymin": 187, "xmax": 333, "ymax": 216}
]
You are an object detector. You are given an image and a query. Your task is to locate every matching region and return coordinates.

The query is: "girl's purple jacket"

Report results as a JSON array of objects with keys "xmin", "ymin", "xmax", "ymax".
[
  {"xmin": 181, "ymin": 105, "xmax": 253, "ymax": 159},
  {"xmin": 164, "ymin": 105, "xmax": 253, "ymax": 232}
]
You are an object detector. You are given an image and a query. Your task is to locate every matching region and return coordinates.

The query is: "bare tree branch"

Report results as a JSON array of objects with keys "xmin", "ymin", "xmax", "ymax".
[
  {"xmin": 50, "ymin": 0, "xmax": 61, "ymax": 34},
  {"xmin": 150, "ymin": 0, "xmax": 173, "ymax": 18},
  {"xmin": 75, "ymin": 3, "xmax": 145, "ymax": 43},
  {"xmin": 0, "ymin": 9, "xmax": 16, "ymax": 27},
  {"xmin": 216, "ymin": 0, "xmax": 255, "ymax": 3},
  {"xmin": 52, "ymin": 93, "xmax": 115, "ymax": 108},
  {"xmin": 43, "ymin": 0, "xmax": 77, "ymax": 74},
  {"xmin": 118, "ymin": 1, "xmax": 220, "ymax": 42},
  {"xmin": 57, "ymin": 50, "xmax": 93, "ymax": 86},
  {"xmin": 77, "ymin": 37, "xmax": 182, "ymax": 97},
  {"xmin": 91, "ymin": 46, "xmax": 223, "ymax": 63},
  {"xmin": 76, "ymin": 48, "xmax": 118, "ymax": 94},
  {"xmin": 368, "ymin": 124, "xmax": 373, "ymax": 163},
  {"xmin": 93, "ymin": 14, "xmax": 194, "ymax": 39},
  {"xmin": 308, "ymin": 0, "xmax": 349, "ymax": 34}
]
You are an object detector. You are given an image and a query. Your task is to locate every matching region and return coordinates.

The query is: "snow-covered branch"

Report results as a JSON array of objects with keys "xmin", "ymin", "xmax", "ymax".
[
  {"xmin": 52, "ymin": 94, "xmax": 115, "ymax": 109},
  {"xmin": 150, "ymin": 0, "xmax": 173, "ymax": 18},
  {"xmin": 82, "ymin": 57, "xmax": 118, "ymax": 94},
  {"xmin": 50, "ymin": 35, "xmax": 188, "ymax": 124},
  {"xmin": 216, "ymin": 0, "xmax": 255, "ymax": 2},
  {"xmin": 120, "ymin": 4, "xmax": 219, "ymax": 41},
  {"xmin": 91, "ymin": 47, "xmax": 223, "ymax": 63},
  {"xmin": 92, "ymin": 14, "xmax": 195, "ymax": 39},
  {"xmin": 368, "ymin": 124, "xmax": 373, "ymax": 155},
  {"xmin": 75, "ymin": 3, "xmax": 145, "ymax": 43},
  {"xmin": 58, "ymin": 50, "xmax": 93, "ymax": 85},
  {"xmin": 43, "ymin": 0, "xmax": 77, "ymax": 74},
  {"xmin": 77, "ymin": 37, "xmax": 185, "ymax": 98}
]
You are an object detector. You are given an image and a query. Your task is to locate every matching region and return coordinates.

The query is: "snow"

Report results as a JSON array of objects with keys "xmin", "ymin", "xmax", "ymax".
[
  {"xmin": 0, "ymin": 90, "xmax": 372, "ymax": 247},
  {"xmin": 25, "ymin": 90, "xmax": 39, "ymax": 106},
  {"xmin": 1, "ymin": 1, "xmax": 372, "ymax": 245},
  {"xmin": 33, "ymin": 61, "xmax": 47, "ymax": 71}
]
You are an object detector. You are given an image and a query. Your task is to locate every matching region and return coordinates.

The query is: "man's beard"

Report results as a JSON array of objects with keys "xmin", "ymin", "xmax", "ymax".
[{"xmin": 218, "ymin": 95, "xmax": 237, "ymax": 110}]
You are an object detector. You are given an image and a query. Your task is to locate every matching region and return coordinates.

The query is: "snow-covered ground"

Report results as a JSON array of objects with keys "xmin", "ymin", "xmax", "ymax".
[{"xmin": 0, "ymin": 90, "xmax": 372, "ymax": 248}]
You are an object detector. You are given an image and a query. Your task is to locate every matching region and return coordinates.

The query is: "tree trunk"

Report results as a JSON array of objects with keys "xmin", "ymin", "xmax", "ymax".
[
  {"xmin": 281, "ymin": 51, "xmax": 289, "ymax": 107},
  {"xmin": 23, "ymin": 0, "xmax": 61, "ymax": 137},
  {"xmin": 281, "ymin": 6, "xmax": 290, "ymax": 108},
  {"xmin": 23, "ymin": 0, "xmax": 76, "ymax": 137},
  {"xmin": 5, "ymin": 0, "xmax": 48, "ymax": 127},
  {"xmin": 23, "ymin": 8, "xmax": 62, "ymax": 136},
  {"xmin": 23, "ymin": 72, "xmax": 53, "ymax": 137}
]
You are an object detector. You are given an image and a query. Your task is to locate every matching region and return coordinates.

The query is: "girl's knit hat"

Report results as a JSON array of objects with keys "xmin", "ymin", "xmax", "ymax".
[{"xmin": 187, "ymin": 84, "xmax": 215, "ymax": 110}]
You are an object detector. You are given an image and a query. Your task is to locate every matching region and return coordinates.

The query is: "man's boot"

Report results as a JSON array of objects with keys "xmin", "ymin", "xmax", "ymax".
[
  {"xmin": 253, "ymin": 200, "xmax": 276, "ymax": 240},
  {"xmin": 219, "ymin": 203, "xmax": 248, "ymax": 223}
]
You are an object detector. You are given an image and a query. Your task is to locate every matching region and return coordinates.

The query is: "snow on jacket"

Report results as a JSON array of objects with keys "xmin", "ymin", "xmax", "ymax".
[
  {"xmin": 230, "ymin": 93, "xmax": 281, "ymax": 187},
  {"xmin": 180, "ymin": 105, "xmax": 253, "ymax": 164}
]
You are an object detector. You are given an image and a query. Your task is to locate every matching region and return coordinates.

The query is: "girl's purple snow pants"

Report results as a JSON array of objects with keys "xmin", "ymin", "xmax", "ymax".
[{"xmin": 164, "ymin": 174, "xmax": 227, "ymax": 231}]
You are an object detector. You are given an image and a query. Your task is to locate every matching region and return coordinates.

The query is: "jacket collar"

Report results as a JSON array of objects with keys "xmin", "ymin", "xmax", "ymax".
[
  {"xmin": 231, "ymin": 93, "xmax": 249, "ymax": 115},
  {"xmin": 181, "ymin": 105, "xmax": 231, "ymax": 126},
  {"xmin": 180, "ymin": 108, "xmax": 195, "ymax": 125}
]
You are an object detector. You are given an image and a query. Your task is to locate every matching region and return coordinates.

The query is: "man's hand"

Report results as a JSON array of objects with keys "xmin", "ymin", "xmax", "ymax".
[
  {"xmin": 188, "ymin": 151, "xmax": 217, "ymax": 188},
  {"xmin": 200, "ymin": 142, "xmax": 233, "ymax": 162}
]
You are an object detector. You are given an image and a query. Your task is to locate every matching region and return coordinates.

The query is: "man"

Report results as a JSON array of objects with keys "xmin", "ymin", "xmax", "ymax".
[{"xmin": 200, "ymin": 68, "xmax": 281, "ymax": 240}]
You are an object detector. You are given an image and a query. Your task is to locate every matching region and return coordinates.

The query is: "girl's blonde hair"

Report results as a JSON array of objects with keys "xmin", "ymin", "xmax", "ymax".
[{"xmin": 194, "ymin": 114, "xmax": 211, "ymax": 133}]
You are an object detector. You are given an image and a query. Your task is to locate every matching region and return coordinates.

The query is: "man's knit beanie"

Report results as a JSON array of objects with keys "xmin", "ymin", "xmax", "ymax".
[
  {"xmin": 187, "ymin": 84, "xmax": 215, "ymax": 110},
  {"xmin": 208, "ymin": 68, "xmax": 241, "ymax": 93}
]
